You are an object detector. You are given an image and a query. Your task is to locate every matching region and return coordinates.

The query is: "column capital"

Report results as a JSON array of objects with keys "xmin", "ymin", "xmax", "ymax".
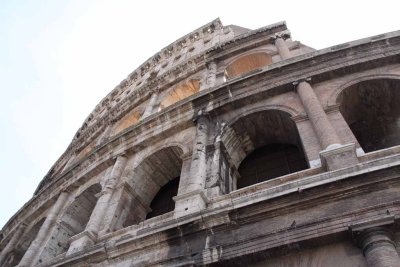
[
  {"xmin": 193, "ymin": 109, "xmax": 210, "ymax": 123},
  {"xmin": 349, "ymin": 215, "xmax": 396, "ymax": 251},
  {"xmin": 206, "ymin": 60, "xmax": 217, "ymax": 67},
  {"xmin": 113, "ymin": 152, "xmax": 128, "ymax": 160},
  {"xmin": 292, "ymin": 77, "xmax": 312, "ymax": 87},
  {"xmin": 350, "ymin": 223, "xmax": 400, "ymax": 266},
  {"xmin": 355, "ymin": 227, "xmax": 396, "ymax": 255},
  {"xmin": 180, "ymin": 152, "xmax": 193, "ymax": 161},
  {"xmin": 152, "ymin": 86, "xmax": 160, "ymax": 94},
  {"xmin": 271, "ymin": 32, "xmax": 291, "ymax": 41}
]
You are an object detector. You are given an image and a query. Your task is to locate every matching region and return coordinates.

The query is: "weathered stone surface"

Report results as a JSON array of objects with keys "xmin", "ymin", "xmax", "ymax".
[{"xmin": 1, "ymin": 19, "xmax": 400, "ymax": 267}]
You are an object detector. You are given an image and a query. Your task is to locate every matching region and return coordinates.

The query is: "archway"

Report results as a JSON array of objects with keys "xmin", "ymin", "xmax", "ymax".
[
  {"xmin": 122, "ymin": 146, "xmax": 183, "ymax": 227},
  {"xmin": 225, "ymin": 52, "xmax": 272, "ymax": 80},
  {"xmin": 2, "ymin": 218, "xmax": 45, "ymax": 267},
  {"xmin": 38, "ymin": 183, "xmax": 101, "ymax": 260},
  {"xmin": 338, "ymin": 79, "xmax": 400, "ymax": 153},
  {"xmin": 222, "ymin": 110, "xmax": 308, "ymax": 190}
]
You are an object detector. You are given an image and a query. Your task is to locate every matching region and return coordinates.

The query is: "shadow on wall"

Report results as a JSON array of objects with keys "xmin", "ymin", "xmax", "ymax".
[{"xmin": 339, "ymin": 79, "xmax": 400, "ymax": 153}]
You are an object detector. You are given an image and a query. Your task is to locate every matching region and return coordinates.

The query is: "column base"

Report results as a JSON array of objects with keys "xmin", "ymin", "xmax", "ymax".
[
  {"xmin": 319, "ymin": 143, "xmax": 359, "ymax": 171},
  {"xmin": 66, "ymin": 230, "xmax": 97, "ymax": 256},
  {"xmin": 173, "ymin": 189, "xmax": 208, "ymax": 217}
]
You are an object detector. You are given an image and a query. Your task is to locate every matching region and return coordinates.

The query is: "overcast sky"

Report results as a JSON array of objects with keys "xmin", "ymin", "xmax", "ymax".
[{"xmin": 0, "ymin": 0, "xmax": 399, "ymax": 228}]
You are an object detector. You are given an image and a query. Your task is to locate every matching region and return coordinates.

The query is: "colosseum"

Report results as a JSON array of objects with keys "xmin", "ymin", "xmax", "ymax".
[{"xmin": 1, "ymin": 18, "xmax": 400, "ymax": 266}]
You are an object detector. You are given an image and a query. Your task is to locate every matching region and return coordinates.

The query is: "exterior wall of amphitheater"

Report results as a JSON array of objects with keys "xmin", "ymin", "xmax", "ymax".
[{"xmin": 2, "ymin": 19, "xmax": 400, "ymax": 266}]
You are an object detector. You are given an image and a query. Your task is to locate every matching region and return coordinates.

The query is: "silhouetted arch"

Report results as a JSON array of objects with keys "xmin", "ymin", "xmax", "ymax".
[
  {"xmin": 225, "ymin": 52, "xmax": 272, "ymax": 80},
  {"xmin": 338, "ymin": 79, "xmax": 400, "ymax": 153}
]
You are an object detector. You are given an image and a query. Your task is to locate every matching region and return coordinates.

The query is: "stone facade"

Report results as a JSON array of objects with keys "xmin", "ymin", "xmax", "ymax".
[{"xmin": 1, "ymin": 19, "xmax": 400, "ymax": 266}]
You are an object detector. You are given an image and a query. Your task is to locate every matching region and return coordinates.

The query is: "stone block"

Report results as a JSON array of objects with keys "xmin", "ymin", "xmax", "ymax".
[{"xmin": 319, "ymin": 143, "xmax": 359, "ymax": 171}]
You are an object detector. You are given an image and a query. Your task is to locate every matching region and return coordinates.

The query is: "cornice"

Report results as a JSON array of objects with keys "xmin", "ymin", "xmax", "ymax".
[
  {"xmin": 34, "ymin": 155, "xmax": 400, "ymax": 266},
  {"xmin": 35, "ymin": 21, "xmax": 289, "ymax": 193},
  {"xmin": 30, "ymin": 29, "xmax": 400, "ymax": 215},
  {"xmin": 3, "ymin": 28, "xmax": 400, "ymax": 244}
]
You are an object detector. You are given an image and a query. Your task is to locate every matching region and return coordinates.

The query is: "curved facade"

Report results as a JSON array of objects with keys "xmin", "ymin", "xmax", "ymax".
[{"xmin": 1, "ymin": 19, "xmax": 400, "ymax": 266}]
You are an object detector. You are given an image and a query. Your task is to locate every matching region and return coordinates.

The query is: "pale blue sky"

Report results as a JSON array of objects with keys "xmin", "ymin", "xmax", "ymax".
[{"xmin": 0, "ymin": 0, "xmax": 399, "ymax": 228}]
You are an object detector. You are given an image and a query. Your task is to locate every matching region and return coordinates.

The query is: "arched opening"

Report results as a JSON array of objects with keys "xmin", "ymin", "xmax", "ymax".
[
  {"xmin": 122, "ymin": 146, "xmax": 183, "ymax": 227},
  {"xmin": 338, "ymin": 79, "xmax": 400, "ymax": 153},
  {"xmin": 238, "ymin": 144, "xmax": 308, "ymax": 189},
  {"xmin": 38, "ymin": 183, "xmax": 101, "ymax": 260},
  {"xmin": 146, "ymin": 176, "xmax": 180, "ymax": 219},
  {"xmin": 159, "ymin": 80, "xmax": 200, "ymax": 109},
  {"xmin": 3, "ymin": 218, "xmax": 46, "ymax": 267},
  {"xmin": 225, "ymin": 52, "xmax": 272, "ymax": 80},
  {"xmin": 222, "ymin": 110, "xmax": 308, "ymax": 190}
]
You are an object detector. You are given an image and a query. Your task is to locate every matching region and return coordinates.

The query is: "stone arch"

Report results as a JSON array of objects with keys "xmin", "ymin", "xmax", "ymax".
[
  {"xmin": 37, "ymin": 183, "xmax": 102, "ymax": 260},
  {"xmin": 223, "ymin": 105, "xmax": 300, "ymax": 129},
  {"xmin": 2, "ymin": 218, "xmax": 46, "ymax": 267},
  {"xmin": 132, "ymin": 142, "xmax": 189, "ymax": 169},
  {"xmin": 159, "ymin": 79, "xmax": 200, "ymax": 110},
  {"xmin": 121, "ymin": 146, "xmax": 184, "ymax": 227},
  {"xmin": 220, "ymin": 109, "xmax": 308, "ymax": 190},
  {"xmin": 74, "ymin": 179, "xmax": 104, "ymax": 199},
  {"xmin": 337, "ymin": 78, "xmax": 400, "ymax": 153},
  {"xmin": 328, "ymin": 74, "xmax": 400, "ymax": 107},
  {"xmin": 224, "ymin": 52, "xmax": 273, "ymax": 80}
]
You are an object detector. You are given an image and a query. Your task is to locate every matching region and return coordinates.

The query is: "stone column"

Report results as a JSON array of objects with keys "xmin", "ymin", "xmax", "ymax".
[
  {"xmin": 18, "ymin": 192, "xmax": 69, "ymax": 267},
  {"xmin": 141, "ymin": 90, "xmax": 159, "ymax": 119},
  {"xmin": 207, "ymin": 140, "xmax": 222, "ymax": 196},
  {"xmin": 174, "ymin": 110, "xmax": 209, "ymax": 216},
  {"xmin": 357, "ymin": 227, "xmax": 400, "ymax": 267},
  {"xmin": 274, "ymin": 34, "xmax": 291, "ymax": 60},
  {"xmin": 0, "ymin": 223, "xmax": 26, "ymax": 266},
  {"xmin": 66, "ymin": 154, "xmax": 128, "ymax": 255},
  {"xmin": 187, "ymin": 110, "xmax": 209, "ymax": 192},
  {"xmin": 295, "ymin": 79, "xmax": 358, "ymax": 170},
  {"xmin": 204, "ymin": 61, "xmax": 217, "ymax": 90},
  {"xmin": 99, "ymin": 164, "xmax": 150, "ymax": 234},
  {"xmin": 295, "ymin": 80, "xmax": 341, "ymax": 150}
]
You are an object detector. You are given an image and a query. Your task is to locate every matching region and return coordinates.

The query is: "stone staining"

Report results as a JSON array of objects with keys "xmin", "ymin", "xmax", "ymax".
[
  {"xmin": 1, "ymin": 18, "xmax": 400, "ymax": 267},
  {"xmin": 225, "ymin": 52, "xmax": 272, "ymax": 80},
  {"xmin": 159, "ymin": 79, "xmax": 200, "ymax": 109}
]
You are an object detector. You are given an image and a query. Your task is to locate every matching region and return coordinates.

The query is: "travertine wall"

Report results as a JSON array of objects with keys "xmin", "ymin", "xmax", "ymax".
[{"xmin": 1, "ymin": 19, "xmax": 400, "ymax": 267}]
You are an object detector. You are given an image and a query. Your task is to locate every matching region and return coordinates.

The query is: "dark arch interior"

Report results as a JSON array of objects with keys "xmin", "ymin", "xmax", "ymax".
[
  {"xmin": 339, "ymin": 79, "xmax": 400, "ymax": 153},
  {"xmin": 227, "ymin": 110, "xmax": 308, "ymax": 190},
  {"xmin": 146, "ymin": 176, "xmax": 180, "ymax": 219},
  {"xmin": 4, "ymin": 218, "xmax": 46, "ymax": 267},
  {"xmin": 238, "ymin": 144, "xmax": 308, "ymax": 189}
]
